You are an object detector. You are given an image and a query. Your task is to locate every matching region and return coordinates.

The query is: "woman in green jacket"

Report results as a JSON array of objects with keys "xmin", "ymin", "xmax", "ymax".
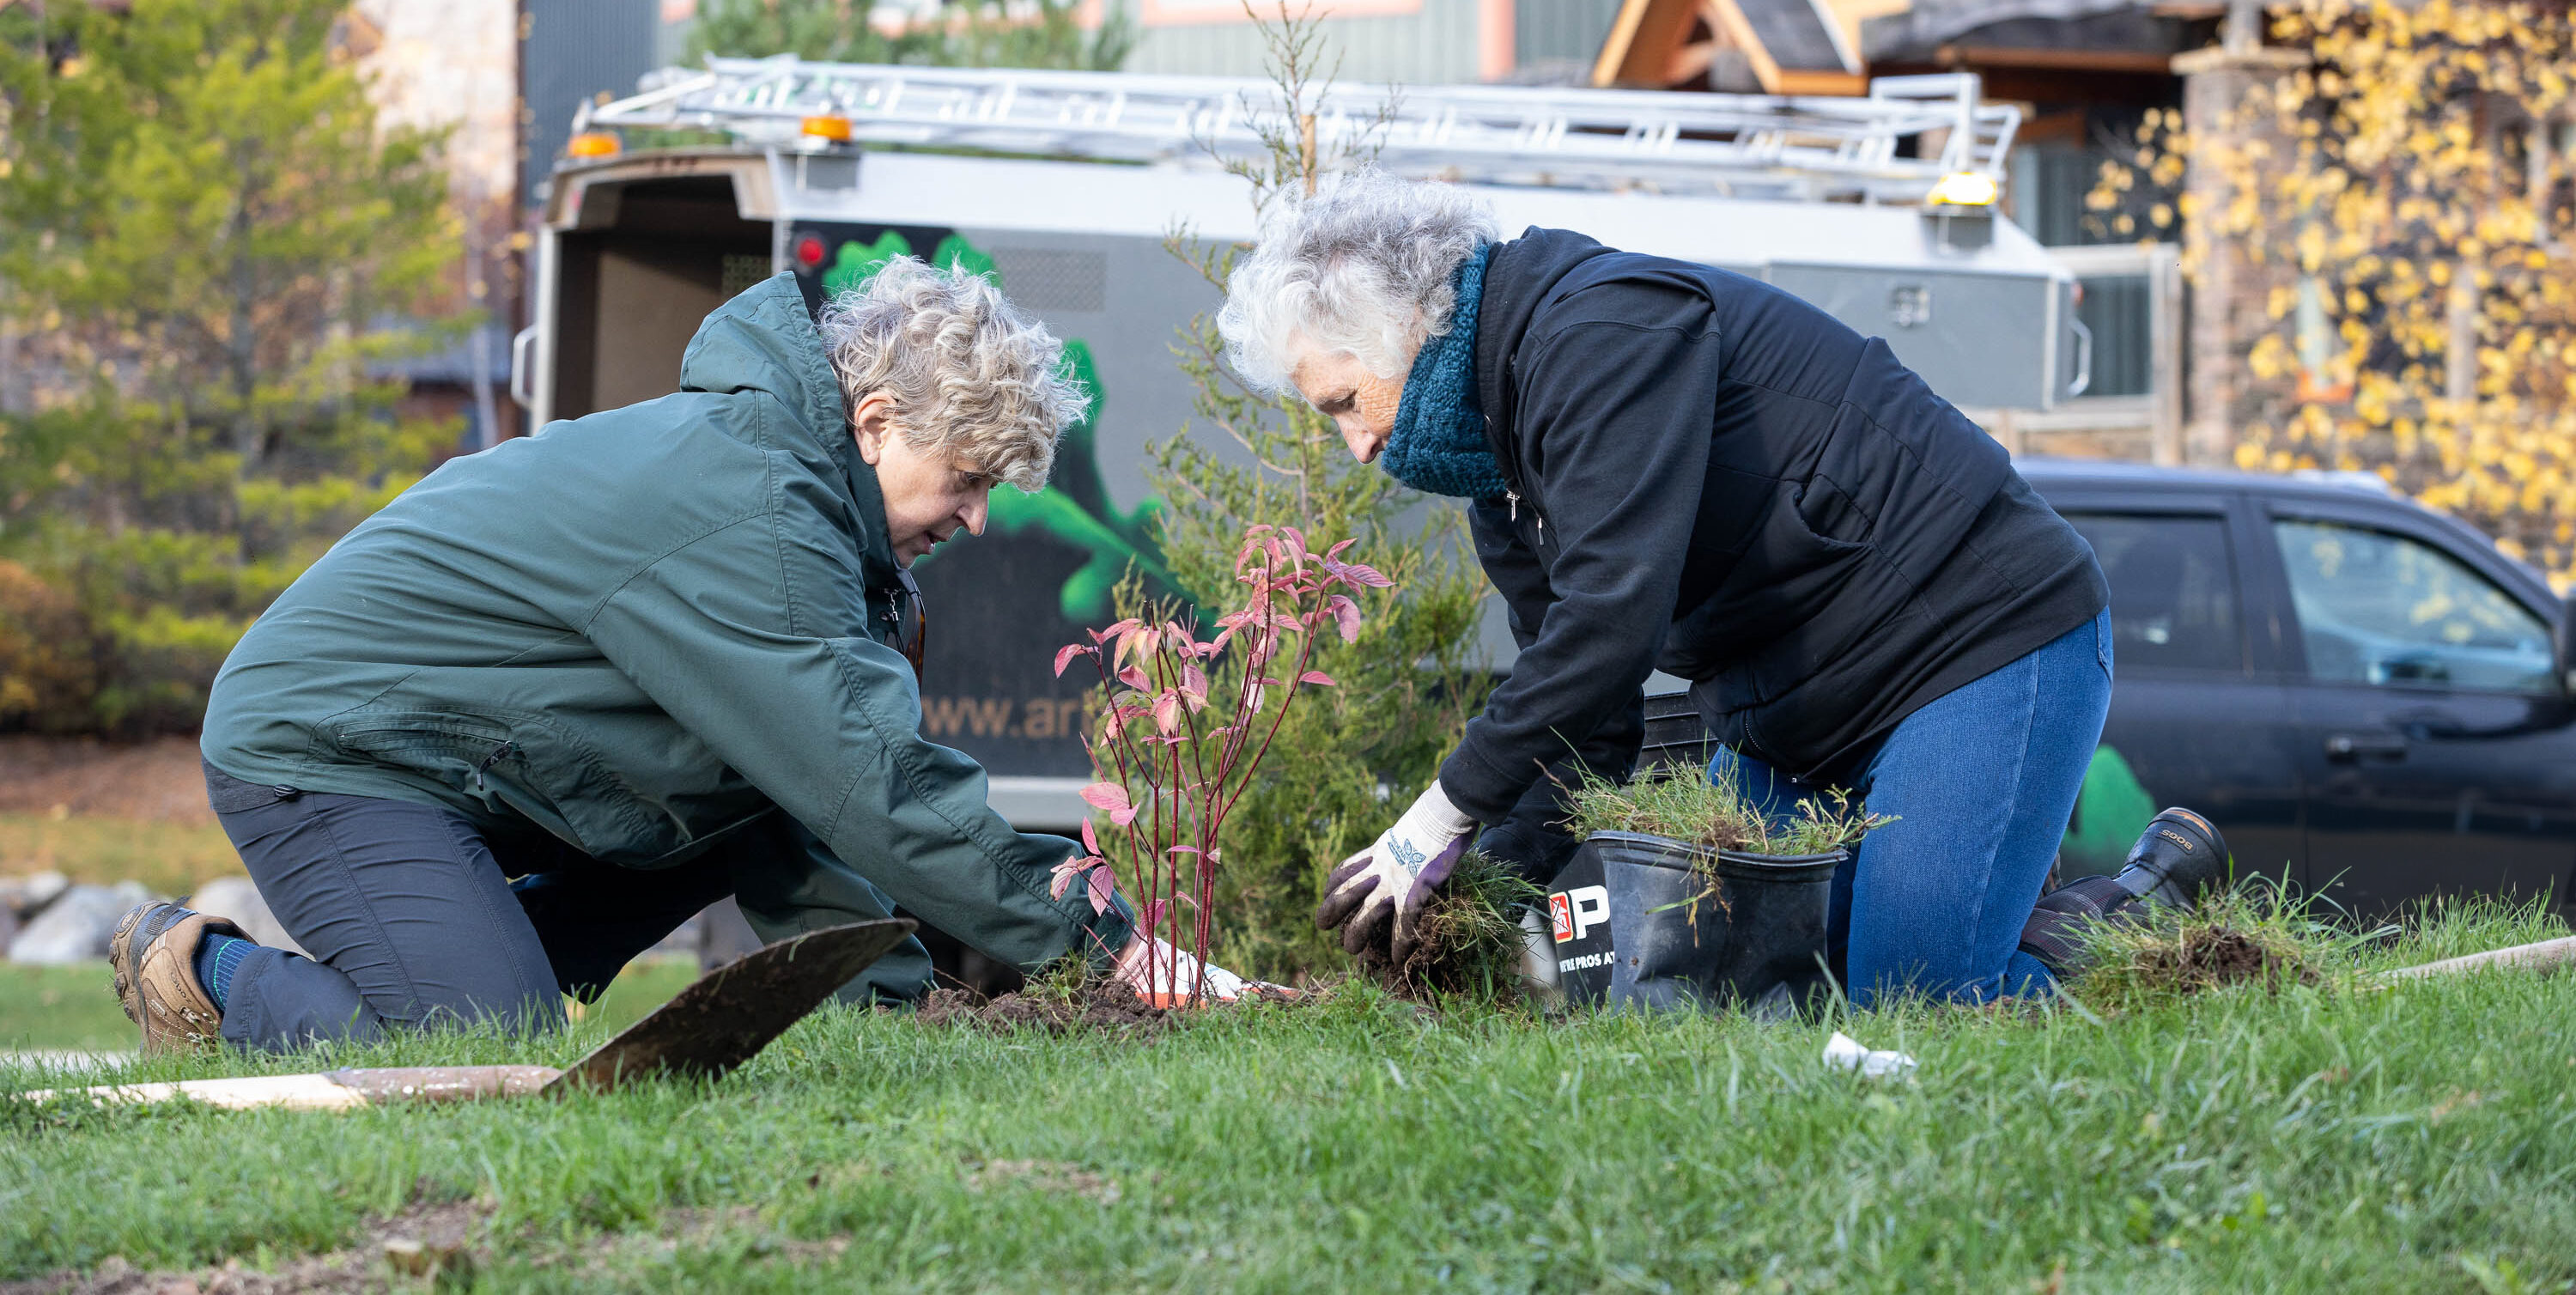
[{"xmin": 112, "ymin": 260, "xmax": 1256, "ymax": 1054}]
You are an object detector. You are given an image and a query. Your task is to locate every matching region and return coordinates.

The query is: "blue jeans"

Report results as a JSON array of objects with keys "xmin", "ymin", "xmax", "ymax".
[{"xmin": 1712, "ymin": 608, "xmax": 2112, "ymax": 1006}]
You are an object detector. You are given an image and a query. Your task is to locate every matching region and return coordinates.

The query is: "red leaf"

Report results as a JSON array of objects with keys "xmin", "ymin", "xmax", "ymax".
[
  {"xmin": 1086, "ymin": 866, "xmax": 1115, "ymax": 915},
  {"xmin": 1299, "ymin": 670, "xmax": 1336, "ymax": 686},
  {"xmin": 1329, "ymin": 594, "xmax": 1362, "ymax": 644},
  {"xmin": 1153, "ymin": 692, "xmax": 1182, "ymax": 735},
  {"xmin": 1053, "ymin": 643, "xmax": 1095, "ymax": 678},
  {"xmin": 1080, "ymin": 818, "xmax": 1101, "ymax": 855},
  {"xmin": 1165, "ymin": 845, "xmax": 1203, "ymax": 856},
  {"xmin": 1081, "ymin": 782, "xmax": 1132, "ymax": 821},
  {"xmin": 1117, "ymin": 665, "xmax": 1151, "ymax": 690}
]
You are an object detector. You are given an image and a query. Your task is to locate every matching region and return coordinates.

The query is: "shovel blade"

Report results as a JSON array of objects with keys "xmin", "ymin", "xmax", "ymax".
[{"xmin": 544, "ymin": 918, "xmax": 914, "ymax": 1095}]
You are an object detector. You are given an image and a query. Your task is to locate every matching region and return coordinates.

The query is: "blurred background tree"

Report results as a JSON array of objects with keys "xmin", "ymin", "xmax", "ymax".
[
  {"xmin": 2098, "ymin": 0, "xmax": 2576, "ymax": 578},
  {"xmin": 0, "ymin": 0, "xmax": 457, "ymax": 734},
  {"xmin": 689, "ymin": 0, "xmax": 1136, "ymax": 71}
]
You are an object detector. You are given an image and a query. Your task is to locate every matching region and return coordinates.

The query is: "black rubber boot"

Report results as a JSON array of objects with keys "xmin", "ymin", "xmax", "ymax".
[
  {"xmin": 2108, "ymin": 807, "xmax": 2230, "ymax": 909},
  {"xmin": 2017, "ymin": 808, "xmax": 2230, "ymax": 978}
]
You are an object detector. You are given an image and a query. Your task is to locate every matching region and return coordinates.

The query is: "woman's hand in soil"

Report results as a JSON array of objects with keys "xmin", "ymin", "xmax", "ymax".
[
  {"xmin": 1315, "ymin": 781, "xmax": 1477, "ymax": 964},
  {"xmin": 1112, "ymin": 935, "xmax": 1288, "ymax": 1008}
]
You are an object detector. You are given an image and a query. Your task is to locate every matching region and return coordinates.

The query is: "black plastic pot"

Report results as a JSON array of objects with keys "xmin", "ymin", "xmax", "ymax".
[{"xmin": 1542, "ymin": 830, "xmax": 1846, "ymax": 1015}]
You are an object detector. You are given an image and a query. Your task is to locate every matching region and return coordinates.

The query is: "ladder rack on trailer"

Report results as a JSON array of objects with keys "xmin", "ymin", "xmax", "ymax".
[{"xmin": 580, "ymin": 58, "xmax": 2018, "ymax": 205}]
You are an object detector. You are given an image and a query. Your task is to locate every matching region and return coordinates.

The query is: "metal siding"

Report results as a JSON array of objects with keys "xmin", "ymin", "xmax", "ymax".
[
  {"xmin": 1515, "ymin": 0, "xmax": 1623, "ymax": 66},
  {"xmin": 523, "ymin": 0, "xmax": 661, "ymax": 201},
  {"xmin": 1119, "ymin": 0, "xmax": 1488, "ymax": 84}
]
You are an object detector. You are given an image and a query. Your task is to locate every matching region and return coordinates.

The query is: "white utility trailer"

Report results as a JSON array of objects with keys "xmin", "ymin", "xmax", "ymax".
[{"xmin": 513, "ymin": 58, "xmax": 2084, "ymax": 828}]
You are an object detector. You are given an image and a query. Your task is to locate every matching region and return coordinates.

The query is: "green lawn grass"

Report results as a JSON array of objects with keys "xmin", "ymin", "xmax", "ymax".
[
  {"xmin": 1, "ymin": 812, "xmax": 246, "ymax": 896},
  {"xmin": 0, "ymin": 958, "xmax": 702, "ymax": 1053},
  {"xmin": 4, "ymin": 903, "xmax": 2573, "ymax": 1292}
]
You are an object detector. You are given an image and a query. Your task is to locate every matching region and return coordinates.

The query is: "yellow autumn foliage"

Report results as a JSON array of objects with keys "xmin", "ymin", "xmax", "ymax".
[{"xmin": 2106, "ymin": 0, "xmax": 2576, "ymax": 583}]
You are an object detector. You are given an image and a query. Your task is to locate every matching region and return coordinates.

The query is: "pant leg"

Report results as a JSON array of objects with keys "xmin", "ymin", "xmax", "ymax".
[
  {"xmin": 1841, "ymin": 609, "xmax": 2114, "ymax": 1006},
  {"xmin": 213, "ymin": 788, "xmax": 566, "ymax": 1052},
  {"xmin": 507, "ymin": 832, "xmax": 738, "ymax": 1001}
]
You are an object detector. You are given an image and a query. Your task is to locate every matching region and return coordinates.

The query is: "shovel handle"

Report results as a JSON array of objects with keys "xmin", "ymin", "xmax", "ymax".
[
  {"xmin": 15, "ymin": 1065, "xmax": 563, "ymax": 1111},
  {"xmin": 2373, "ymin": 934, "xmax": 2576, "ymax": 984}
]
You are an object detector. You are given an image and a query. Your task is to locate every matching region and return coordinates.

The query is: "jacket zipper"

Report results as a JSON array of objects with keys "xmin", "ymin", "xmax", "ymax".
[{"xmin": 1504, "ymin": 489, "xmax": 1546, "ymax": 543}]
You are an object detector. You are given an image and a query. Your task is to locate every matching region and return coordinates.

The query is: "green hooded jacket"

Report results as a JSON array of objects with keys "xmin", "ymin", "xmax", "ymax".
[{"xmin": 200, "ymin": 276, "xmax": 1130, "ymax": 982}]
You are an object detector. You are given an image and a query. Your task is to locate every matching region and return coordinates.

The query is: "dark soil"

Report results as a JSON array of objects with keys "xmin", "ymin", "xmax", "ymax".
[
  {"xmin": 2135, "ymin": 923, "xmax": 2320, "ymax": 995},
  {"xmin": 915, "ymin": 980, "xmax": 1175, "ymax": 1037},
  {"xmin": 0, "ymin": 1199, "xmax": 486, "ymax": 1295},
  {"xmin": 0, "ymin": 736, "xmax": 212, "ymax": 824}
]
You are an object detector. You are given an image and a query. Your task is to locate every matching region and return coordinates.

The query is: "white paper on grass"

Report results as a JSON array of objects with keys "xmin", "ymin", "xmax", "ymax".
[{"xmin": 1823, "ymin": 1031, "xmax": 1917, "ymax": 1079}]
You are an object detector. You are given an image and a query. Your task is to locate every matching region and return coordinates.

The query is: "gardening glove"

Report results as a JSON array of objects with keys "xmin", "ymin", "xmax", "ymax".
[
  {"xmin": 1315, "ymin": 780, "xmax": 1477, "ymax": 964},
  {"xmin": 1113, "ymin": 935, "xmax": 1287, "ymax": 1009}
]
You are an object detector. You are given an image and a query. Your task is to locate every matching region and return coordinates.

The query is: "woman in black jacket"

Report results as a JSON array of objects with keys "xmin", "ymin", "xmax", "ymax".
[{"xmin": 1224, "ymin": 173, "xmax": 2225, "ymax": 1005}]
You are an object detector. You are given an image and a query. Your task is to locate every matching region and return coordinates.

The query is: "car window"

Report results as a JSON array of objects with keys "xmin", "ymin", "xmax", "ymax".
[
  {"xmin": 2063, "ymin": 513, "xmax": 2243, "ymax": 672},
  {"xmin": 2272, "ymin": 519, "xmax": 2554, "ymax": 694}
]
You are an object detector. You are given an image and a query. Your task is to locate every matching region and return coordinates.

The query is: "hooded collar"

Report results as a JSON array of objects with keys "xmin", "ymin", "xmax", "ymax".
[
  {"xmin": 1472, "ymin": 228, "xmax": 1623, "ymax": 492},
  {"xmin": 676, "ymin": 275, "xmax": 901, "ymax": 586}
]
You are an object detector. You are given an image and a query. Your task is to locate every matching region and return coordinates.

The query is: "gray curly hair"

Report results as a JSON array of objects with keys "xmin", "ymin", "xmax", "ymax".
[
  {"xmin": 817, "ymin": 256, "xmax": 1087, "ymax": 492},
  {"xmin": 1218, "ymin": 170, "xmax": 1501, "ymax": 395}
]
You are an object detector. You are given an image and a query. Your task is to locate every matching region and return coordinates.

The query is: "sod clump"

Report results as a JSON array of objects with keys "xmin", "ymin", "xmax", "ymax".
[
  {"xmin": 2069, "ymin": 878, "xmax": 2336, "ymax": 1006},
  {"xmin": 1352, "ymin": 850, "xmax": 1541, "ymax": 1001},
  {"xmin": 1564, "ymin": 766, "xmax": 1888, "ymax": 858}
]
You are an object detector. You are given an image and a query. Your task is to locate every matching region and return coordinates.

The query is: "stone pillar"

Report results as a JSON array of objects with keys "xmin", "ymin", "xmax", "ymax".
[{"xmin": 2172, "ymin": 44, "xmax": 2312, "ymax": 468}]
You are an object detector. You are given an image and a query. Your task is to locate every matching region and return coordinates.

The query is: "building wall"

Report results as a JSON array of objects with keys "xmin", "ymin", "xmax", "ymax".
[
  {"xmin": 521, "ymin": 0, "xmax": 662, "ymax": 202},
  {"xmin": 1515, "ymin": 0, "xmax": 1622, "ymax": 70},
  {"xmin": 1115, "ymin": 0, "xmax": 1492, "ymax": 85}
]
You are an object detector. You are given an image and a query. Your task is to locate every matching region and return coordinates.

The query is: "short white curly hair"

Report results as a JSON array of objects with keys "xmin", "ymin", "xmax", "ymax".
[
  {"xmin": 1218, "ymin": 170, "xmax": 1501, "ymax": 395},
  {"xmin": 817, "ymin": 256, "xmax": 1087, "ymax": 492}
]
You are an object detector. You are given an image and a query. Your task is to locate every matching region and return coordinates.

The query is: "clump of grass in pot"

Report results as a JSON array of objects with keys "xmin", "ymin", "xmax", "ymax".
[{"xmin": 1564, "ymin": 766, "xmax": 1889, "ymax": 857}]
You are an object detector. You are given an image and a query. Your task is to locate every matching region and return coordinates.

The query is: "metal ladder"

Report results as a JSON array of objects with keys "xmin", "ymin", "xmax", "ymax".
[{"xmin": 582, "ymin": 57, "xmax": 2017, "ymax": 205}]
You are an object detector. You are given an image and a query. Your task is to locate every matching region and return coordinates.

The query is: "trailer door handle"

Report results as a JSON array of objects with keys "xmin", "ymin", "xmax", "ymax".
[
  {"xmin": 2324, "ymin": 731, "xmax": 2409, "ymax": 763},
  {"xmin": 509, "ymin": 325, "xmax": 538, "ymax": 410},
  {"xmin": 2064, "ymin": 313, "xmax": 2093, "ymax": 399}
]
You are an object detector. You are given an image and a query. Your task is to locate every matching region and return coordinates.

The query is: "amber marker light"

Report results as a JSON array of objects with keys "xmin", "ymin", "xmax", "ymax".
[
  {"xmin": 800, "ymin": 115, "xmax": 854, "ymax": 143},
  {"xmin": 566, "ymin": 131, "xmax": 622, "ymax": 159}
]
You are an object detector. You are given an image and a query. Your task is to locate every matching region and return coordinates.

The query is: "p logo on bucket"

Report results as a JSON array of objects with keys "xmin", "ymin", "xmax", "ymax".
[{"xmin": 1549, "ymin": 885, "xmax": 1609, "ymax": 944}]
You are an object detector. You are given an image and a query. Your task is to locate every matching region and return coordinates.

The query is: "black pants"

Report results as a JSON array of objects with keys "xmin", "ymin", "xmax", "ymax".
[{"xmin": 204, "ymin": 765, "xmax": 932, "ymax": 1052}]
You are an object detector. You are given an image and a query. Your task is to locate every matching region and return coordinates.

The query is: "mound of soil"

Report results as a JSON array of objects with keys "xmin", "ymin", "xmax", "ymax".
[
  {"xmin": 2135, "ymin": 924, "xmax": 2319, "ymax": 995},
  {"xmin": 915, "ymin": 981, "xmax": 1173, "ymax": 1037}
]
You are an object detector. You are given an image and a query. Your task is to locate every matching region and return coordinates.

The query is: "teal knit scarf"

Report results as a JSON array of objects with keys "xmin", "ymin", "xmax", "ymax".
[{"xmin": 1379, "ymin": 246, "xmax": 1508, "ymax": 501}]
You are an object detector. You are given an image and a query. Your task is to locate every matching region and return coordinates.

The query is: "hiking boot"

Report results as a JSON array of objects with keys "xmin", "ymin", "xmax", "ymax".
[
  {"xmin": 2017, "ymin": 808, "xmax": 2229, "ymax": 978},
  {"xmin": 109, "ymin": 902, "xmax": 245, "ymax": 1055}
]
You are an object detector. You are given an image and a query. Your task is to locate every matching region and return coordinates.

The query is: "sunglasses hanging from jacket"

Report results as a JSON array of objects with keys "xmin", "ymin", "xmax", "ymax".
[{"xmin": 892, "ymin": 568, "xmax": 927, "ymax": 685}]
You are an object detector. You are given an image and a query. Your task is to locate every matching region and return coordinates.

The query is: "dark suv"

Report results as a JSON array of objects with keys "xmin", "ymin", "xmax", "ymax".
[
  {"xmin": 1646, "ymin": 460, "xmax": 2576, "ymax": 920},
  {"xmin": 2033, "ymin": 460, "xmax": 2574, "ymax": 918}
]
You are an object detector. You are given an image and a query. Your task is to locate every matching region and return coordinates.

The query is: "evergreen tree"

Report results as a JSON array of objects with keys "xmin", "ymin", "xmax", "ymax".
[{"xmin": 0, "ymin": 0, "xmax": 455, "ymax": 733}]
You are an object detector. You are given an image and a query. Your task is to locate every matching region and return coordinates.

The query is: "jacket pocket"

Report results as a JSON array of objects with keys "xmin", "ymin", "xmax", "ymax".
[
  {"xmin": 325, "ymin": 708, "xmax": 679, "ymax": 866},
  {"xmin": 1662, "ymin": 484, "xmax": 1872, "ymax": 689}
]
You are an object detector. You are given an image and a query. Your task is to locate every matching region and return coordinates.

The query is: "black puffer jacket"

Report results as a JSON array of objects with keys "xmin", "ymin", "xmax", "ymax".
[{"xmin": 1441, "ymin": 228, "xmax": 2107, "ymax": 830}]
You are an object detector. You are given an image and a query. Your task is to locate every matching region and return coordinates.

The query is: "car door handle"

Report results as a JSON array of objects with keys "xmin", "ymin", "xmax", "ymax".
[{"xmin": 2324, "ymin": 732, "xmax": 2409, "ymax": 763}]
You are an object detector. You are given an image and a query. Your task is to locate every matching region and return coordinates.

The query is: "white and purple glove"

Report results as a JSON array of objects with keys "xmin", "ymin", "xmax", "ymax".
[{"xmin": 1315, "ymin": 781, "xmax": 1478, "ymax": 963}]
